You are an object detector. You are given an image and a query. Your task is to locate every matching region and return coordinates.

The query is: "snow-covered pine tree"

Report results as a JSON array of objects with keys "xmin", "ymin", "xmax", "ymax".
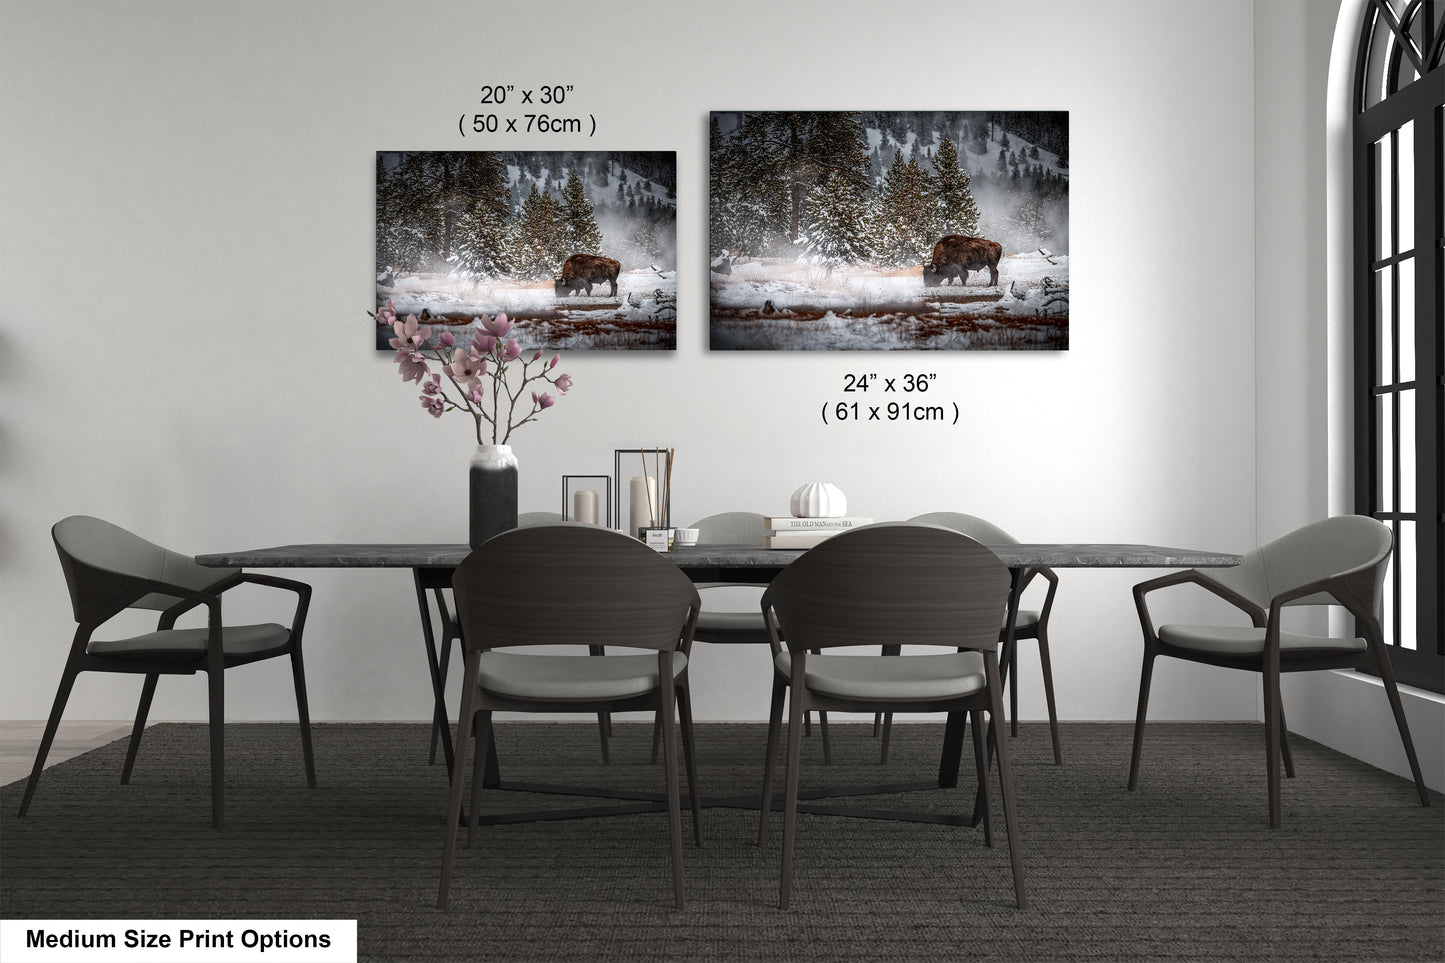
[
  {"xmin": 796, "ymin": 170, "xmax": 871, "ymax": 271},
  {"xmin": 560, "ymin": 171, "xmax": 602, "ymax": 255},
  {"xmin": 378, "ymin": 151, "xmax": 446, "ymax": 271},
  {"xmin": 931, "ymin": 135, "xmax": 981, "ymax": 238},
  {"xmin": 870, "ymin": 153, "xmax": 938, "ymax": 267},
  {"xmin": 513, "ymin": 183, "xmax": 566, "ymax": 278}
]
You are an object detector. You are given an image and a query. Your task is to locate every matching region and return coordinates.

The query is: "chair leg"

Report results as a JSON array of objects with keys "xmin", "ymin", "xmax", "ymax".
[
  {"xmin": 438, "ymin": 655, "xmax": 480, "ymax": 909},
  {"xmin": 590, "ymin": 646, "xmax": 611, "ymax": 764},
  {"xmin": 780, "ymin": 679, "xmax": 807, "ymax": 910},
  {"xmin": 121, "ymin": 673, "xmax": 159, "ymax": 785},
  {"xmin": 649, "ymin": 712, "xmax": 662, "ymax": 765},
  {"xmin": 17, "ymin": 660, "xmax": 81, "ymax": 817},
  {"xmin": 1264, "ymin": 661, "xmax": 1283, "ymax": 828},
  {"xmin": 467, "ymin": 711, "xmax": 489, "ymax": 848},
  {"xmin": 658, "ymin": 656, "xmax": 685, "ymax": 910},
  {"xmin": 1127, "ymin": 650, "xmax": 1157, "ymax": 791},
  {"xmin": 757, "ymin": 678, "xmax": 786, "ymax": 848},
  {"xmin": 290, "ymin": 650, "xmax": 317, "ymax": 788},
  {"xmin": 1278, "ymin": 703, "xmax": 1295, "ymax": 779},
  {"xmin": 970, "ymin": 709, "xmax": 992, "ymax": 848},
  {"xmin": 1372, "ymin": 640, "xmax": 1431, "ymax": 807},
  {"xmin": 1009, "ymin": 642, "xmax": 1019, "ymax": 738},
  {"xmin": 986, "ymin": 657, "xmax": 1027, "ymax": 910},
  {"xmin": 676, "ymin": 682, "xmax": 703, "ymax": 847},
  {"xmin": 207, "ymin": 667, "xmax": 225, "ymax": 830},
  {"xmin": 817, "ymin": 710, "xmax": 831, "ymax": 765},
  {"xmin": 880, "ymin": 712, "xmax": 894, "ymax": 765},
  {"xmin": 1036, "ymin": 630, "xmax": 1062, "ymax": 765},
  {"xmin": 872, "ymin": 711, "xmax": 882, "ymax": 737}
]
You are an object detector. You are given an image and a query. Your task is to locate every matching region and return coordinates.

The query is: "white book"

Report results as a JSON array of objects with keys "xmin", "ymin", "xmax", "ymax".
[{"xmin": 764, "ymin": 516, "xmax": 873, "ymax": 531}]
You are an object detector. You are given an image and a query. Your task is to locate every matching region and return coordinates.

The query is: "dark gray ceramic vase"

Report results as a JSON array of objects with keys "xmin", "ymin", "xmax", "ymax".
[{"xmin": 469, "ymin": 444, "xmax": 518, "ymax": 548}]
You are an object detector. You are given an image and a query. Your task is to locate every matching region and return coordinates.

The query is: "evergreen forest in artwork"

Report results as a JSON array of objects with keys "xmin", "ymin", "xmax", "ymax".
[
  {"xmin": 709, "ymin": 111, "xmax": 1069, "ymax": 350},
  {"xmin": 376, "ymin": 150, "xmax": 677, "ymax": 351}
]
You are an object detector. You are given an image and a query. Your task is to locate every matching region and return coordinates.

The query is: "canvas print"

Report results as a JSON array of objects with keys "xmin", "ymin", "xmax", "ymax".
[
  {"xmin": 376, "ymin": 150, "xmax": 677, "ymax": 351},
  {"xmin": 709, "ymin": 111, "xmax": 1069, "ymax": 350}
]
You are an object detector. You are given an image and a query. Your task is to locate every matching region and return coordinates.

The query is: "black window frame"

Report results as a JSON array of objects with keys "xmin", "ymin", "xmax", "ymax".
[{"xmin": 1352, "ymin": 0, "xmax": 1444, "ymax": 693}]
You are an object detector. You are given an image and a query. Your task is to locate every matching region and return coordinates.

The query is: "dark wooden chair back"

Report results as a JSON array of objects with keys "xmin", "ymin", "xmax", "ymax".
[
  {"xmin": 452, "ymin": 525, "xmax": 700, "ymax": 653},
  {"xmin": 762, "ymin": 523, "xmax": 1010, "ymax": 652}
]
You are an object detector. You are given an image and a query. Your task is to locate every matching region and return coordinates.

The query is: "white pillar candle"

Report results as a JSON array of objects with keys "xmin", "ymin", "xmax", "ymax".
[
  {"xmin": 629, "ymin": 476, "xmax": 656, "ymax": 536},
  {"xmin": 573, "ymin": 489, "xmax": 599, "ymax": 525}
]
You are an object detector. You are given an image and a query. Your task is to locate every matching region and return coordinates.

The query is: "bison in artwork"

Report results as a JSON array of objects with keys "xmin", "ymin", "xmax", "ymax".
[
  {"xmin": 923, "ymin": 235, "xmax": 1002, "ymax": 288},
  {"xmin": 554, "ymin": 254, "xmax": 621, "ymax": 297}
]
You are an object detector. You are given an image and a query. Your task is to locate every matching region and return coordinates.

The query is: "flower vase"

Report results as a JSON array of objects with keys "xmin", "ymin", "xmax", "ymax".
[{"xmin": 469, "ymin": 444, "xmax": 518, "ymax": 548}]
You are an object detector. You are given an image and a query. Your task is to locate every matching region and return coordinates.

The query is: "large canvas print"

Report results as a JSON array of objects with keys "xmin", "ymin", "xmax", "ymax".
[
  {"xmin": 376, "ymin": 150, "xmax": 677, "ymax": 351},
  {"xmin": 709, "ymin": 111, "xmax": 1068, "ymax": 350}
]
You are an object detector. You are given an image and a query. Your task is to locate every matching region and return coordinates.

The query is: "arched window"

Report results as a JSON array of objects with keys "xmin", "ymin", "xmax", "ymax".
[{"xmin": 1352, "ymin": 0, "xmax": 1443, "ymax": 692}]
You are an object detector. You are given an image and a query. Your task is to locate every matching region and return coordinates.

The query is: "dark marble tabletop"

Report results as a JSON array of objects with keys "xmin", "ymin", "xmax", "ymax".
[{"xmin": 197, "ymin": 541, "xmax": 1241, "ymax": 570}]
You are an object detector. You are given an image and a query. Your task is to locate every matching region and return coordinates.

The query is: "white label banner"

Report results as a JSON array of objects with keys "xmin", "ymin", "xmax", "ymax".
[{"xmin": 0, "ymin": 920, "xmax": 357, "ymax": 963}]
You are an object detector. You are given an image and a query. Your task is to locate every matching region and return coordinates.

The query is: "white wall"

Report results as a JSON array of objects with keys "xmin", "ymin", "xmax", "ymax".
[{"xmin": 2, "ymin": 0, "xmax": 1264, "ymax": 729}]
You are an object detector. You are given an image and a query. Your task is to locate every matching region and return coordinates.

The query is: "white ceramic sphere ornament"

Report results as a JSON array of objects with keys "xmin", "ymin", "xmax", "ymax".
[{"xmin": 790, "ymin": 482, "xmax": 847, "ymax": 518}]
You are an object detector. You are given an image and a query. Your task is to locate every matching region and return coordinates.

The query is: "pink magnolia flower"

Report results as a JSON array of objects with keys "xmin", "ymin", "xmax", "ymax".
[
  {"xmin": 438, "ymin": 331, "xmax": 456, "ymax": 348},
  {"xmin": 500, "ymin": 338, "xmax": 522, "ymax": 362},
  {"xmin": 549, "ymin": 355, "xmax": 560, "ymax": 369},
  {"xmin": 555, "ymin": 373, "xmax": 573, "ymax": 393},
  {"xmin": 449, "ymin": 348, "xmax": 481, "ymax": 386},
  {"xmin": 472, "ymin": 333, "xmax": 497, "ymax": 354},
  {"xmin": 420, "ymin": 393, "xmax": 444, "ymax": 418},
  {"xmin": 531, "ymin": 391, "xmax": 555, "ymax": 410},
  {"xmin": 396, "ymin": 350, "xmax": 429, "ymax": 384},
  {"xmin": 376, "ymin": 300, "xmax": 398, "ymax": 327},
  {"xmin": 532, "ymin": 350, "xmax": 543, "ymax": 362},
  {"xmin": 421, "ymin": 373, "xmax": 442, "ymax": 396},
  {"xmin": 481, "ymin": 312, "xmax": 514, "ymax": 339},
  {"xmin": 470, "ymin": 384, "xmax": 485, "ymax": 406},
  {"xmin": 389, "ymin": 313, "xmax": 431, "ymax": 351}
]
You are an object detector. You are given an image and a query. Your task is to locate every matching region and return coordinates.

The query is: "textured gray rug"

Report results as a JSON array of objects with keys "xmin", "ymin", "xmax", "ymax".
[{"xmin": 2, "ymin": 721, "xmax": 1440, "ymax": 962}]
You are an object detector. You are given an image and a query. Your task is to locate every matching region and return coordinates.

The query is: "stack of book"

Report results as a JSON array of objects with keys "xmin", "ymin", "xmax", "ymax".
[{"xmin": 763, "ymin": 515, "xmax": 873, "ymax": 549}]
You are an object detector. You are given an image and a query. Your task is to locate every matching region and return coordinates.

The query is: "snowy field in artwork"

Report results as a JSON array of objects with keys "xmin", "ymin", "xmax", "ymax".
[
  {"xmin": 710, "ymin": 251, "xmax": 1068, "ymax": 350},
  {"xmin": 377, "ymin": 268, "xmax": 677, "ymax": 350}
]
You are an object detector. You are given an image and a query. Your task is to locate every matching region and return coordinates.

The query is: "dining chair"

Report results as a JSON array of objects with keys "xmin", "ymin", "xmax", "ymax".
[
  {"xmin": 1129, "ymin": 515, "xmax": 1430, "ymax": 827},
  {"xmin": 900, "ymin": 512, "xmax": 1062, "ymax": 764},
  {"xmin": 438, "ymin": 525, "xmax": 703, "ymax": 910},
  {"xmin": 427, "ymin": 511, "xmax": 619, "ymax": 764},
  {"xmin": 756, "ymin": 523, "xmax": 1025, "ymax": 909},
  {"xmin": 19, "ymin": 515, "xmax": 315, "ymax": 829},
  {"xmin": 649, "ymin": 511, "xmax": 832, "ymax": 763}
]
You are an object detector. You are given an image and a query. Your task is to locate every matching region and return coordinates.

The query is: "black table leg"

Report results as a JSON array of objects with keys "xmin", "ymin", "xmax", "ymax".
[{"xmin": 414, "ymin": 568, "xmax": 457, "ymax": 776}]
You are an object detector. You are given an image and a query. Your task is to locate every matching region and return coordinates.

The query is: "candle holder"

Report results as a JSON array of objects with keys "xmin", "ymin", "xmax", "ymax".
[
  {"xmin": 562, "ymin": 475, "xmax": 612, "ymax": 527},
  {"xmin": 614, "ymin": 447, "xmax": 674, "ymax": 537}
]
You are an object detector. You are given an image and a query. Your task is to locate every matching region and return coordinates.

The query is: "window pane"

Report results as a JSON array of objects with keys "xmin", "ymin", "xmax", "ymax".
[
  {"xmin": 1377, "ymin": 266, "xmax": 1394, "ymax": 385},
  {"xmin": 1400, "ymin": 388, "xmax": 1415, "ymax": 512},
  {"xmin": 1376, "ymin": 134, "xmax": 1393, "ymax": 260},
  {"xmin": 1378, "ymin": 394, "xmax": 1395, "ymax": 512},
  {"xmin": 1399, "ymin": 519, "xmax": 1416, "ymax": 651},
  {"xmin": 1399, "ymin": 121, "xmax": 1414, "ymax": 252},
  {"xmin": 1399, "ymin": 258, "xmax": 1415, "ymax": 383}
]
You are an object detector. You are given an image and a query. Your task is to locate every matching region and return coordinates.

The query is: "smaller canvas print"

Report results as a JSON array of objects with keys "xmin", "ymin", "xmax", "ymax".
[
  {"xmin": 376, "ymin": 150, "xmax": 677, "ymax": 351},
  {"xmin": 709, "ymin": 111, "xmax": 1069, "ymax": 350}
]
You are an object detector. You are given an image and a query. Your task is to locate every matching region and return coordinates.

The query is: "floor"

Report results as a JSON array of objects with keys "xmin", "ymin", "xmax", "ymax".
[{"xmin": 0, "ymin": 721, "xmax": 136, "ymax": 787}]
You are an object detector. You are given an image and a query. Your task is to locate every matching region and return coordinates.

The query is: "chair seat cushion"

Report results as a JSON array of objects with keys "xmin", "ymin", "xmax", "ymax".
[
  {"xmin": 479, "ymin": 650, "xmax": 688, "ymax": 701},
  {"xmin": 695, "ymin": 610, "xmax": 765, "ymax": 633},
  {"xmin": 1008, "ymin": 609, "xmax": 1040, "ymax": 632},
  {"xmin": 1158, "ymin": 624, "xmax": 1367, "ymax": 657},
  {"xmin": 774, "ymin": 650, "xmax": 986, "ymax": 701},
  {"xmin": 87, "ymin": 623, "xmax": 290, "ymax": 662}
]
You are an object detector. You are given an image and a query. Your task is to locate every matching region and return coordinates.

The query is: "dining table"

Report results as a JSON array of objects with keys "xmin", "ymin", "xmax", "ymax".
[{"xmin": 197, "ymin": 538, "xmax": 1242, "ymax": 824}]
